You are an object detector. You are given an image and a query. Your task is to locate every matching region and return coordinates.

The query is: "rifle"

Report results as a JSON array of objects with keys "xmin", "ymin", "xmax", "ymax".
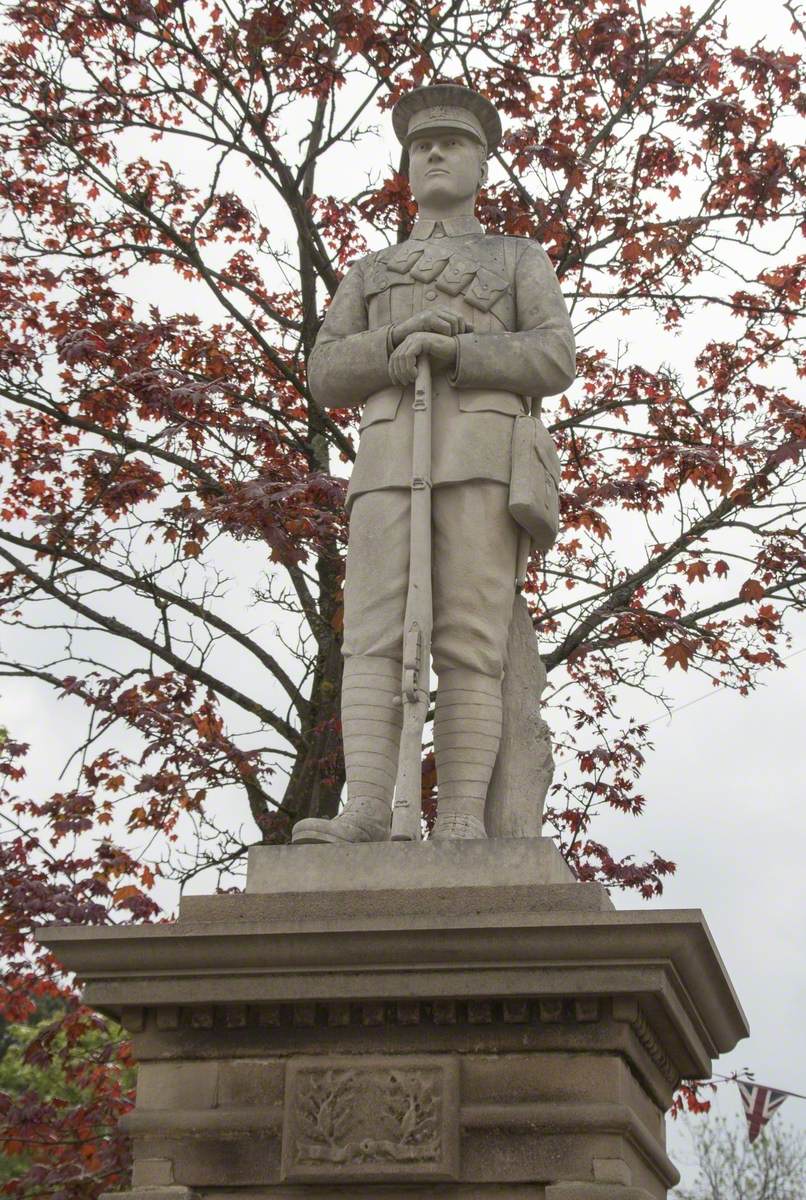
[{"xmin": 390, "ymin": 354, "xmax": 432, "ymax": 842}]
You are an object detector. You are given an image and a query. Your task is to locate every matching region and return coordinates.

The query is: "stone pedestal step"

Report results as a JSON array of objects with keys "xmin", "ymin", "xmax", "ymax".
[{"xmin": 42, "ymin": 839, "xmax": 748, "ymax": 1199}]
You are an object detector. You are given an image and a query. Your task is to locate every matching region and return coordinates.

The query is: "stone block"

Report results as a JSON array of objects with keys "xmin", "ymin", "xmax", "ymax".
[
  {"xmin": 576, "ymin": 998, "xmax": 601, "ymax": 1022},
  {"xmin": 434, "ymin": 1000, "xmax": 457, "ymax": 1024},
  {"xmin": 155, "ymin": 1006, "xmax": 179, "ymax": 1031},
  {"xmin": 503, "ymin": 999, "xmax": 529, "ymax": 1022},
  {"xmin": 461, "ymin": 1124, "xmax": 665, "ymax": 1191},
  {"xmin": 147, "ymin": 1134, "xmax": 279, "ymax": 1187},
  {"xmin": 223, "ymin": 1002, "xmax": 248, "ymax": 1027},
  {"xmin": 540, "ymin": 998, "xmax": 564, "ymax": 1022},
  {"xmin": 132, "ymin": 1157, "xmax": 174, "ymax": 1186},
  {"xmin": 186, "ymin": 1005, "xmax": 213, "ymax": 1029},
  {"xmin": 594, "ymin": 1157, "xmax": 633, "ymax": 1185},
  {"xmin": 245, "ymin": 836, "xmax": 574, "ymax": 893},
  {"xmin": 468, "ymin": 1000, "xmax": 494, "ymax": 1024},
  {"xmin": 119, "ymin": 1005, "xmax": 145, "ymax": 1032},
  {"xmin": 462, "ymin": 1052, "xmax": 623, "ymax": 1106},
  {"xmin": 217, "ymin": 1059, "xmax": 283, "ymax": 1109},
  {"xmin": 292, "ymin": 1002, "xmax": 316, "ymax": 1027},
  {"xmin": 397, "ymin": 1000, "xmax": 421, "ymax": 1024},
  {"xmin": 136, "ymin": 1061, "xmax": 218, "ymax": 1111},
  {"xmin": 361, "ymin": 1000, "xmax": 385, "ymax": 1026}
]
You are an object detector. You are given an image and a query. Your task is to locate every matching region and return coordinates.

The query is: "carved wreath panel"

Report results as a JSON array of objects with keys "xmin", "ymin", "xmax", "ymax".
[{"xmin": 281, "ymin": 1055, "xmax": 460, "ymax": 1182}]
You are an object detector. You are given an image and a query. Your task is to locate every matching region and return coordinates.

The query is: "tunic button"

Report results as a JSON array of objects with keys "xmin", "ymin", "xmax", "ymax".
[{"xmin": 425, "ymin": 289, "xmax": 438, "ymax": 300}]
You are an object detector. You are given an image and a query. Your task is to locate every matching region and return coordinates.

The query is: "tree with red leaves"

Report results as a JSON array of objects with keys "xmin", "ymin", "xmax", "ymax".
[{"xmin": 0, "ymin": 1, "xmax": 803, "ymax": 1194}]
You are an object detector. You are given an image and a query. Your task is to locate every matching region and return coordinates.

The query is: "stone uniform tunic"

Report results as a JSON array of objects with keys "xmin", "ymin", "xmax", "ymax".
[{"xmin": 308, "ymin": 215, "xmax": 576, "ymax": 510}]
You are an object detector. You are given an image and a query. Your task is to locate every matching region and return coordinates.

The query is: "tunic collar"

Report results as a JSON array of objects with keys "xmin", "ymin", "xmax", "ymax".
[{"xmin": 410, "ymin": 214, "xmax": 484, "ymax": 239}]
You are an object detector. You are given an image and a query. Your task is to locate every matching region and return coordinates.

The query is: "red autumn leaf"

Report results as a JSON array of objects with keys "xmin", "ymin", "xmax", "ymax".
[
  {"xmin": 112, "ymin": 884, "xmax": 143, "ymax": 905},
  {"xmin": 739, "ymin": 578, "xmax": 765, "ymax": 601},
  {"xmin": 685, "ymin": 561, "xmax": 709, "ymax": 583},
  {"xmin": 662, "ymin": 641, "xmax": 696, "ymax": 671}
]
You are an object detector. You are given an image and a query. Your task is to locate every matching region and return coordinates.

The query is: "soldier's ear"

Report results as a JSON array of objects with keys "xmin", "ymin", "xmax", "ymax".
[{"xmin": 479, "ymin": 158, "xmax": 489, "ymax": 189}]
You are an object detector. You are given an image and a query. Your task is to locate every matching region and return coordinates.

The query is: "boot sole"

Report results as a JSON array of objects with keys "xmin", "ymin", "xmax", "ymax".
[{"xmin": 291, "ymin": 823, "xmax": 390, "ymax": 845}]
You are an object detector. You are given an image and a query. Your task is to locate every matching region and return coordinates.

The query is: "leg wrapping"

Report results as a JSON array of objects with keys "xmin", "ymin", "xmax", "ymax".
[
  {"xmin": 434, "ymin": 668, "xmax": 502, "ymax": 828},
  {"xmin": 341, "ymin": 655, "xmax": 403, "ymax": 818}
]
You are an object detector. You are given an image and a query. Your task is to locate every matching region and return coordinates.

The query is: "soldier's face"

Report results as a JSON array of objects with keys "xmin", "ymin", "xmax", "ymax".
[{"xmin": 408, "ymin": 132, "xmax": 486, "ymax": 212}]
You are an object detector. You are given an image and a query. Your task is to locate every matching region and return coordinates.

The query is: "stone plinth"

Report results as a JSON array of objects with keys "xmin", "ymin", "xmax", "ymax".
[
  {"xmin": 244, "ymin": 835, "xmax": 575, "ymax": 893},
  {"xmin": 37, "ymin": 838, "xmax": 748, "ymax": 1199}
]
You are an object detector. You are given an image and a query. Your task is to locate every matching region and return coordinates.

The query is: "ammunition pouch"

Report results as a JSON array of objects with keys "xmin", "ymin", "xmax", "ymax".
[{"xmin": 508, "ymin": 414, "xmax": 561, "ymax": 552}]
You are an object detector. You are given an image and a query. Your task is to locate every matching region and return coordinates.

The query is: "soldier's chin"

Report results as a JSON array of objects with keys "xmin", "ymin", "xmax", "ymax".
[
  {"xmin": 419, "ymin": 184, "xmax": 455, "ymax": 208},
  {"xmin": 417, "ymin": 178, "xmax": 456, "ymax": 204}
]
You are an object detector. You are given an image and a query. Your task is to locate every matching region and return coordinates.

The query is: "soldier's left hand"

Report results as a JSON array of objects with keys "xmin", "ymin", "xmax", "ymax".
[{"xmin": 388, "ymin": 332, "xmax": 456, "ymax": 385}]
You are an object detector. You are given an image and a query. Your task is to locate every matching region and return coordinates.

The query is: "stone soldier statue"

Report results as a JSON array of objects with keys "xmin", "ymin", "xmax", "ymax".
[{"xmin": 292, "ymin": 84, "xmax": 575, "ymax": 844}]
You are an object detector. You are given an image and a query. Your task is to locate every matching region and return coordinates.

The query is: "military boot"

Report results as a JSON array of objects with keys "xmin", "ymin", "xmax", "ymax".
[{"xmin": 291, "ymin": 656, "xmax": 402, "ymax": 844}]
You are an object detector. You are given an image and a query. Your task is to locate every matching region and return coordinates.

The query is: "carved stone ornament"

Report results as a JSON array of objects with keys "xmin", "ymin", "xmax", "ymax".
[{"xmin": 281, "ymin": 1055, "xmax": 460, "ymax": 1182}]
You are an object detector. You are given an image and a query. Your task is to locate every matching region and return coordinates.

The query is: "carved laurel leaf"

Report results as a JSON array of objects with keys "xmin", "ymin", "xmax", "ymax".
[
  {"xmin": 383, "ymin": 1070, "xmax": 439, "ymax": 1147},
  {"xmin": 294, "ymin": 1069, "xmax": 358, "ymax": 1148},
  {"xmin": 330, "ymin": 1071, "xmax": 356, "ymax": 1142}
]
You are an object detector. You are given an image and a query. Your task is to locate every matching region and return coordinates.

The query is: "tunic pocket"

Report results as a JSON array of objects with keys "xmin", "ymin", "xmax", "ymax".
[
  {"xmin": 436, "ymin": 256, "xmax": 477, "ymax": 297},
  {"xmin": 409, "ymin": 247, "xmax": 452, "ymax": 282},
  {"xmin": 465, "ymin": 265, "xmax": 511, "ymax": 313},
  {"xmin": 364, "ymin": 265, "xmax": 395, "ymax": 300},
  {"xmin": 458, "ymin": 388, "xmax": 526, "ymax": 416},
  {"xmin": 359, "ymin": 385, "xmax": 404, "ymax": 429},
  {"xmin": 385, "ymin": 245, "xmax": 427, "ymax": 274}
]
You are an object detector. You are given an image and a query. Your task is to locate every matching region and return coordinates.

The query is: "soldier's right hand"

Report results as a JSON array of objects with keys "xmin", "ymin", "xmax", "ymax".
[{"xmin": 390, "ymin": 308, "xmax": 473, "ymax": 348}]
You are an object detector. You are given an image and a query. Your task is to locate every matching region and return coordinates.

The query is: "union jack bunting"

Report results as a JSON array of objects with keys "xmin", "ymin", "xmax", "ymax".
[{"xmin": 736, "ymin": 1080, "xmax": 789, "ymax": 1143}]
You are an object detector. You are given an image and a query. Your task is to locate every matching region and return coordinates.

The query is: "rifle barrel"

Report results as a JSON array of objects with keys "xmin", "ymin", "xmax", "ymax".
[{"xmin": 390, "ymin": 354, "xmax": 433, "ymax": 842}]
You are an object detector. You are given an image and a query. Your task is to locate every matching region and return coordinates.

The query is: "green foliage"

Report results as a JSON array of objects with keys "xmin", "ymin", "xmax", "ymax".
[
  {"xmin": 672, "ymin": 1114, "xmax": 806, "ymax": 1200},
  {"xmin": 0, "ymin": 1006, "xmax": 135, "ymax": 1193}
]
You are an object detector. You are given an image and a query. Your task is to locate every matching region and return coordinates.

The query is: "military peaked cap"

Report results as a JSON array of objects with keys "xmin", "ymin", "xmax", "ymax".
[{"xmin": 392, "ymin": 84, "xmax": 502, "ymax": 154}]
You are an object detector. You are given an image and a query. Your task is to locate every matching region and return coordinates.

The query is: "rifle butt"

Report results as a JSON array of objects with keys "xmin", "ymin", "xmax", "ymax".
[{"xmin": 391, "ymin": 699, "xmax": 427, "ymax": 841}]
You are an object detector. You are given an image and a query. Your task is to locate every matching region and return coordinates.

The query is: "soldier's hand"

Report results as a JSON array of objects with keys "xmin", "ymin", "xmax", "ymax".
[
  {"xmin": 388, "ymin": 332, "xmax": 456, "ymax": 385},
  {"xmin": 390, "ymin": 308, "xmax": 473, "ymax": 347}
]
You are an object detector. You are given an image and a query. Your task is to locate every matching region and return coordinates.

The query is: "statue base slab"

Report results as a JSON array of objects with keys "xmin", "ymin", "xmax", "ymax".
[
  {"xmin": 244, "ymin": 834, "xmax": 575, "ymax": 893},
  {"xmin": 38, "ymin": 838, "xmax": 747, "ymax": 1199}
]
